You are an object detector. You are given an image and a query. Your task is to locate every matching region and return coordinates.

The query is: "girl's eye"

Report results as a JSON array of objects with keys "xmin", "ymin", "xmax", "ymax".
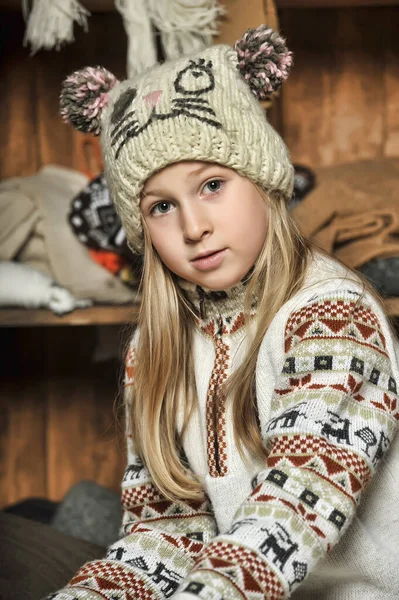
[
  {"xmin": 151, "ymin": 201, "xmax": 172, "ymax": 216},
  {"xmin": 203, "ymin": 179, "xmax": 223, "ymax": 194}
]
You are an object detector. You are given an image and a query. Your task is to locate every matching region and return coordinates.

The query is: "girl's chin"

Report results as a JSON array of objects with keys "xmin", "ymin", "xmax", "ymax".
[{"xmin": 187, "ymin": 275, "xmax": 245, "ymax": 292}]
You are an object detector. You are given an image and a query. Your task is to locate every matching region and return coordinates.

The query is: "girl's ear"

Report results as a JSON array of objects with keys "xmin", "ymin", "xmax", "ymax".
[
  {"xmin": 60, "ymin": 66, "xmax": 119, "ymax": 136},
  {"xmin": 234, "ymin": 25, "xmax": 293, "ymax": 101}
]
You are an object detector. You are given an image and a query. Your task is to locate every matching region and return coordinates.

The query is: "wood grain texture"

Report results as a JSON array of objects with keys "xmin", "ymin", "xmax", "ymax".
[
  {"xmin": 0, "ymin": 13, "xmax": 131, "ymax": 508},
  {"xmin": 0, "ymin": 329, "xmax": 47, "ymax": 506},
  {"xmin": 1, "ymin": 0, "xmax": 399, "ymax": 9},
  {"xmin": 0, "ymin": 306, "xmax": 138, "ymax": 328},
  {"xmin": 277, "ymin": 0, "xmax": 399, "ymax": 5},
  {"xmin": 1, "ymin": 5, "xmax": 399, "ymax": 509},
  {"xmin": 384, "ymin": 7, "xmax": 399, "ymax": 157},
  {"xmin": 0, "ymin": 325, "xmax": 131, "ymax": 507},
  {"xmin": 280, "ymin": 7, "xmax": 398, "ymax": 167},
  {"xmin": 35, "ymin": 12, "xmax": 127, "ymax": 174},
  {"xmin": 0, "ymin": 13, "xmax": 39, "ymax": 179},
  {"xmin": 45, "ymin": 326, "xmax": 127, "ymax": 502},
  {"xmin": 279, "ymin": 9, "xmax": 338, "ymax": 166}
]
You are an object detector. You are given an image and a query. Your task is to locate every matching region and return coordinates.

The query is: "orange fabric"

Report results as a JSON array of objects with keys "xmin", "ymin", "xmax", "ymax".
[{"xmin": 88, "ymin": 249, "xmax": 127, "ymax": 274}]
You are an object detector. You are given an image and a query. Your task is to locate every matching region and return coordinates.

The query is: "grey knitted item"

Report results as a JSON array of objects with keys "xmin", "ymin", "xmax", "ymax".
[
  {"xmin": 51, "ymin": 481, "xmax": 122, "ymax": 548},
  {"xmin": 359, "ymin": 256, "xmax": 399, "ymax": 298}
]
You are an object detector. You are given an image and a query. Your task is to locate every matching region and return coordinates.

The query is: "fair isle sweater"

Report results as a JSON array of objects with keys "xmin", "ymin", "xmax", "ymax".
[{"xmin": 47, "ymin": 253, "xmax": 399, "ymax": 600}]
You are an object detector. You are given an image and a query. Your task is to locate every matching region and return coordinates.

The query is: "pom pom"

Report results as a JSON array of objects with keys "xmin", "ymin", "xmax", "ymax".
[
  {"xmin": 60, "ymin": 66, "xmax": 119, "ymax": 135},
  {"xmin": 235, "ymin": 25, "xmax": 293, "ymax": 100}
]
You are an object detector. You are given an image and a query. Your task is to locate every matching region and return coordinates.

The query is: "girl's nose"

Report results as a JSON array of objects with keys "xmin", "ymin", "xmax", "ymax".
[
  {"xmin": 181, "ymin": 206, "xmax": 213, "ymax": 242},
  {"xmin": 143, "ymin": 90, "xmax": 163, "ymax": 107}
]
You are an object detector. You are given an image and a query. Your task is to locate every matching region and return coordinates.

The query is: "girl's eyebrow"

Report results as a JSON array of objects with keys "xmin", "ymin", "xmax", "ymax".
[
  {"xmin": 142, "ymin": 189, "xmax": 167, "ymax": 199},
  {"xmin": 143, "ymin": 164, "xmax": 217, "ymax": 199},
  {"xmin": 186, "ymin": 163, "xmax": 215, "ymax": 180}
]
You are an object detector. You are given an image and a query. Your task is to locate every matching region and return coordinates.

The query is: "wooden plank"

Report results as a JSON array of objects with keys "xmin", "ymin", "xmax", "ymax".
[
  {"xmin": 46, "ymin": 327, "xmax": 126, "ymax": 501},
  {"xmin": 277, "ymin": 0, "xmax": 399, "ymax": 6},
  {"xmin": 280, "ymin": 7, "xmax": 386, "ymax": 167},
  {"xmin": 328, "ymin": 8, "xmax": 385, "ymax": 163},
  {"xmin": 0, "ymin": 329, "xmax": 47, "ymax": 507},
  {"xmin": 2, "ymin": 0, "xmax": 399, "ymax": 9},
  {"xmin": 0, "ymin": 306, "xmax": 138, "ymax": 327},
  {"xmin": 279, "ymin": 9, "xmax": 338, "ymax": 166},
  {"xmin": 0, "ymin": 12, "xmax": 39, "ymax": 180},
  {"xmin": 214, "ymin": 0, "xmax": 278, "ymax": 46},
  {"xmin": 35, "ymin": 12, "xmax": 127, "ymax": 173},
  {"xmin": 384, "ymin": 7, "xmax": 399, "ymax": 157},
  {"xmin": 90, "ymin": 357, "xmax": 127, "ymax": 491}
]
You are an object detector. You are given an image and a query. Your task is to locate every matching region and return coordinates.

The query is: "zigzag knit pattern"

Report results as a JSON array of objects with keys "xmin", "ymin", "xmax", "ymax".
[
  {"xmin": 177, "ymin": 292, "xmax": 398, "ymax": 599},
  {"xmin": 45, "ymin": 285, "xmax": 399, "ymax": 600}
]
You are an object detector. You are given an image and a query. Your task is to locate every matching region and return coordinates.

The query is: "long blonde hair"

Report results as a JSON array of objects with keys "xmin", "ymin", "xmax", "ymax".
[{"xmin": 128, "ymin": 186, "xmax": 312, "ymax": 500}]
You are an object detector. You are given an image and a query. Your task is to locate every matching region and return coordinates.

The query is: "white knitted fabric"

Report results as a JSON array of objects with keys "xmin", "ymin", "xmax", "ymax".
[
  {"xmin": 46, "ymin": 252, "xmax": 399, "ymax": 600},
  {"xmin": 100, "ymin": 43, "xmax": 294, "ymax": 253},
  {"xmin": 176, "ymin": 253, "xmax": 399, "ymax": 599}
]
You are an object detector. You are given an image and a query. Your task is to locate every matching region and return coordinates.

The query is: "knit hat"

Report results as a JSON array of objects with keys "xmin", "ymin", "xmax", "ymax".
[{"xmin": 60, "ymin": 25, "xmax": 294, "ymax": 254}]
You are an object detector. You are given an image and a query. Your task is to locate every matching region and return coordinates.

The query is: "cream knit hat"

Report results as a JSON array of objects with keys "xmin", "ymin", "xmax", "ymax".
[{"xmin": 60, "ymin": 25, "xmax": 294, "ymax": 254}]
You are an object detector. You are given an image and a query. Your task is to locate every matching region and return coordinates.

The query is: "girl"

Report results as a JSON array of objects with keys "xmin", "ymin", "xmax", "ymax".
[{"xmin": 55, "ymin": 25, "xmax": 399, "ymax": 599}]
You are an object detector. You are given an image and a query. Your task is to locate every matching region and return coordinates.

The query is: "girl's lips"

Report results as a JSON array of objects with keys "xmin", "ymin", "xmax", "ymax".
[{"xmin": 191, "ymin": 249, "xmax": 227, "ymax": 271}]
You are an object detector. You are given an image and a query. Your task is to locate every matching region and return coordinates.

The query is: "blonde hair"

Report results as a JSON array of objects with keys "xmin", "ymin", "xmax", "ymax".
[{"xmin": 127, "ymin": 184, "xmax": 314, "ymax": 500}]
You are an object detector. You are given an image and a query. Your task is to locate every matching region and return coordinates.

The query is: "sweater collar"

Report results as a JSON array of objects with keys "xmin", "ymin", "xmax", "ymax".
[{"xmin": 178, "ymin": 275, "xmax": 256, "ymax": 336}]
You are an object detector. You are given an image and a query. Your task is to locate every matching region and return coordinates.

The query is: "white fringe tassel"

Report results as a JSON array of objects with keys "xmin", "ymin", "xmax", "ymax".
[
  {"xmin": 148, "ymin": 0, "xmax": 225, "ymax": 60},
  {"xmin": 115, "ymin": 0, "xmax": 157, "ymax": 78},
  {"xmin": 22, "ymin": 0, "xmax": 90, "ymax": 53}
]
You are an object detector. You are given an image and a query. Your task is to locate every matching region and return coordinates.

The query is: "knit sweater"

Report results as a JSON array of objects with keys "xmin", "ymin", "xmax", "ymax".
[{"xmin": 46, "ymin": 252, "xmax": 399, "ymax": 600}]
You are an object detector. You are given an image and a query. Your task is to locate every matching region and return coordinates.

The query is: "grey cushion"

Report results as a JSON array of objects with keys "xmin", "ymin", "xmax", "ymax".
[{"xmin": 51, "ymin": 480, "xmax": 122, "ymax": 548}]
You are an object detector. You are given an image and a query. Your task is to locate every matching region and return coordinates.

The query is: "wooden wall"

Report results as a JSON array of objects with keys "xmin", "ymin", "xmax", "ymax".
[
  {"xmin": 0, "ymin": 12, "xmax": 131, "ymax": 508},
  {"xmin": 0, "ymin": 11, "xmax": 128, "ymax": 180},
  {"xmin": 280, "ymin": 6, "xmax": 399, "ymax": 166},
  {"xmin": 0, "ymin": 5, "xmax": 398, "ymax": 508},
  {"xmin": 0, "ymin": 326, "xmax": 130, "ymax": 508},
  {"xmin": 2, "ymin": 6, "xmax": 398, "ymax": 182}
]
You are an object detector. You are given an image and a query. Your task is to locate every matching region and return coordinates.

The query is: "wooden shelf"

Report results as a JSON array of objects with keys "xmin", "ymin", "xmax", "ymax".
[
  {"xmin": 0, "ymin": 299, "xmax": 397, "ymax": 327},
  {"xmin": 1, "ymin": 0, "xmax": 399, "ymax": 9},
  {"xmin": 277, "ymin": 0, "xmax": 399, "ymax": 6},
  {"xmin": 0, "ymin": 305, "xmax": 139, "ymax": 327}
]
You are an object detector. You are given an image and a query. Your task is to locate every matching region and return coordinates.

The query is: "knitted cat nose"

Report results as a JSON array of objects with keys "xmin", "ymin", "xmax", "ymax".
[{"xmin": 143, "ymin": 90, "xmax": 163, "ymax": 107}]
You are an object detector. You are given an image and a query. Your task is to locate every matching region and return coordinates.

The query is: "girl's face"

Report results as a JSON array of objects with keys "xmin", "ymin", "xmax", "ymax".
[{"xmin": 140, "ymin": 161, "xmax": 269, "ymax": 290}]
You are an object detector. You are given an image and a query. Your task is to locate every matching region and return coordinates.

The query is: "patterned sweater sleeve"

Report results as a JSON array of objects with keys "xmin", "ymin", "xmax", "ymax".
[
  {"xmin": 174, "ymin": 290, "xmax": 399, "ymax": 600},
  {"xmin": 45, "ymin": 336, "xmax": 218, "ymax": 600}
]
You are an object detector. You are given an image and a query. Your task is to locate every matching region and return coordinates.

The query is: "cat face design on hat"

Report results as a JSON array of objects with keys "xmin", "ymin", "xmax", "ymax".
[
  {"xmin": 60, "ymin": 25, "xmax": 293, "ymax": 253},
  {"xmin": 109, "ymin": 56, "xmax": 222, "ymax": 161}
]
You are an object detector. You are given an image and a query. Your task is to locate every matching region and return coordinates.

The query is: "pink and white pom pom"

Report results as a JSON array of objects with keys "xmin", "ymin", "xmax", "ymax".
[
  {"xmin": 60, "ymin": 66, "xmax": 119, "ymax": 135},
  {"xmin": 235, "ymin": 25, "xmax": 293, "ymax": 101}
]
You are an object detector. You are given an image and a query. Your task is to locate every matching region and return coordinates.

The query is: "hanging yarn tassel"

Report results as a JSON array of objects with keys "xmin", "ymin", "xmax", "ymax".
[
  {"xmin": 147, "ymin": 0, "xmax": 225, "ymax": 61},
  {"xmin": 22, "ymin": 0, "xmax": 90, "ymax": 53},
  {"xmin": 115, "ymin": 0, "xmax": 158, "ymax": 78}
]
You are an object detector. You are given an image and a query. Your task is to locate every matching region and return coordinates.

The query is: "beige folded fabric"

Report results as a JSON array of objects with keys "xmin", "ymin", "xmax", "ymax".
[
  {"xmin": 292, "ymin": 158, "xmax": 399, "ymax": 316},
  {"xmin": 292, "ymin": 159, "xmax": 399, "ymax": 269},
  {"xmin": 0, "ymin": 165, "xmax": 134, "ymax": 304},
  {"xmin": 0, "ymin": 186, "xmax": 40, "ymax": 260}
]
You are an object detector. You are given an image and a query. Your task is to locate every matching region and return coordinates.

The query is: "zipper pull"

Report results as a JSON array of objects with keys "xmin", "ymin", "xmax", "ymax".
[
  {"xmin": 217, "ymin": 315, "xmax": 224, "ymax": 337},
  {"xmin": 199, "ymin": 287, "xmax": 206, "ymax": 320}
]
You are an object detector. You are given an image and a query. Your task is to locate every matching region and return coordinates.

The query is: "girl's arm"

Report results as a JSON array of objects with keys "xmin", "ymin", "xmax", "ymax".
[
  {"xmin": 174, "ymin": 290, "xmax": 399, "ymax": 599},
  {"xmin": 44, "ymin": 335, "xmax": 218, "ymax": 600}
]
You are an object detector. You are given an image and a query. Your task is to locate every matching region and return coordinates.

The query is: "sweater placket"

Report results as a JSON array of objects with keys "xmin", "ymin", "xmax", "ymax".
[{"xmin": 206, "ymin": 315, "xmax": 230, "ymax": 478}]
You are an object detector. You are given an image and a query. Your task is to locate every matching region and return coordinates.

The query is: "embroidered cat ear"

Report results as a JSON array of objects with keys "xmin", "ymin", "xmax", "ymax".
[
  {"xmin": 60, "ymin": 66, "xmax": 119, "ymax": 136},
  {"xmin": 235, "ymin": 25, "xmax": 293, "ymax": 101}
]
